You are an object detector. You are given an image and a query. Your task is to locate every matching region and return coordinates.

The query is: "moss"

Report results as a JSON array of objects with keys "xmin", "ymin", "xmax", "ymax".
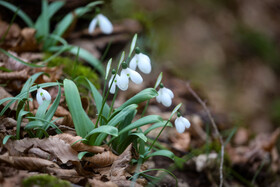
[
  {"xmin": 44, "ymin": 53, "xmax": 100, "ymax": 89},
  {"xmin": 22, "ymin": 175, "xmax": 71, "ymax": 187}
]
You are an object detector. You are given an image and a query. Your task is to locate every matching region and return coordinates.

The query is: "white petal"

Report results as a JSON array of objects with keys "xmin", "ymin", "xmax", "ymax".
[
  {"xmin": 163, "ymin": 87, "xmax": 174, "ymax": 98},
  {"xmin": 42, "ymin": 89, "xmax": 51, "ymax": 101},
  {"xmin": 108, "ymin": 76, "xmax": 116, "ymax": 94},
  {"xmin": 156, "ymin": 95, "xmax": 162, "ymax": 104},
  {"xmin": 98, "ymin": 14, "xmax": 113, "ymax": 34},
  {"xmin": 181, "ymin": 117, "xmax": 191, "ymax": 128},
  {"xmin": 117, "ymin": 72, "xmax": 129, "ymax": 91},
  {"xmin": 161, "ymin": 92, "xmax": 172, "ymax": 107},
  {"xmin": 36, "ymin": 90, "xmax": 43, "ymax": 105},
  {"xmin": 175, "ymin": 117, "xmax": 186, "ymax": 133},
  {"xmin": 128, "ymin": 68, "xmax": 143, "ymax": 84},
  {"xmin": 88, "ymin": 17, "xmax": 98, "ymax": 33},
  {"xmin": 129, "ymin": 55, "xmax": 138, "ymax": 70},
  {"xmin": 138, "ymin": 53, "xmax": 151, "ymax": 74}
]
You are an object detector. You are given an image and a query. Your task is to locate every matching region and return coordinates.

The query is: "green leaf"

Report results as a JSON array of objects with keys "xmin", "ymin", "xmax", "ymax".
[
  {"xmin": 154, "ymin": 72, "xmax": 163, "ymax": 89},
  {"xmin": 64, "ymin": 79, "xmax": 94, "ymax": 138},
  {"xmin": 146, "ymin": 150, "xmax": 175, "ymax": 160},
  {"xmin": 3, "ymin": 135, "xmax": 14, "ymax": 145},
  {"xmin": 118, "ymin": 115, "xmax": 163, "ymax": 136},
  {"xmin": 95, "ymin": 104, "xmax": 138, "ymax": 145},
  {"xmin": 16, "ymin": 109, "xmax": 29, "ymax": 139},
  {"xmin": 130, "ymin": 132, "xmax": 147, "ymax": 142},
  {"xmin": 115, "ymin": 88, "xmax": 158, "ymax": 112},
  {"xmin": 35, "ymin": 100, "xmax": 51, "ymax": 118},
  {"xmin": 25, "ymin": 116, "xmax": 62, "ymax": 134},
  {"xmin": 68, "ymin": 46, "xmax": 104, "ymax": 75},
  {"xmin": 129, "ymin": 34, "xmax": 137, "ymax": 57},
  {"xmin": 105, "ymin": 58, "xmax": 112, "ymax": 80},
  {"xmin": 25, "ymin": 121, "xmax": 44, "ymax": 130},
  {"xmin": 85, "ymin": 126, "xmax": 118, "ymax": 140},
  {"xmin": 45, "ymin": 84, "xmax": 61, "ymax": 121},
  {"xmin": 170, "ymin": 103, "xmax": 182, "ymax": 120},
  {"xmin": 0, "ymin": 0, "xmax": 33, "ymax": 27},
  {"xmin": 83, "ymin": 78, "xmax": 110, "ymax": 118},
  {"xmin": 78, "ymin": 151, "xmax": 90, "ymax": 160},
  {"xmin": 144, "ymin": 121, "xmax": 172, "ymax": 135},
  {"xmin": 21, "ymin": 72, "xmax": 44, "ymax": 95},
  {"xmin": 0, "ymin": 48, "xmax": 44, "ymax": 68}
]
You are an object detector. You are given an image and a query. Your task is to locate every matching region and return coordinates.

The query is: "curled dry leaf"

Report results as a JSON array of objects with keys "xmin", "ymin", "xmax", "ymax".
[
  {"xmin": 5, "ymin": 51, "xmax": 26, "ymax": 71},
  {"xmin": 56, "ymin": 134, "xmax": 105, "ymax": 153},
  {"xmin": 5, "ymin": 136, "xmax": 79, "ymax": 164},
  {"xmin": 0, "ymin": 69, "xmax": 28, "ymax": 81},
  {"xmin": 0, "ymin": 154, "xmax": 59, "ymax": 171},
  {"xmin": 83, "ymin": 151, "xmax": 118, "ymax": 168},
  {"xmin": 11, "ymin": 28, "xmax": 39, "ymax": 52}
]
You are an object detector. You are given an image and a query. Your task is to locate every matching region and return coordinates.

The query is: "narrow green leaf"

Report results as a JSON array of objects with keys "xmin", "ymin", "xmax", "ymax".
[
  {"xmin": 16, "ymin": 109, "xmax": 29, "ymax": 139},
  {"xmin": 146, "ymin": 150, "xmax": 175, "ymax": 160},
  {"xmin": 95, "ymin": 104, "xmax": 138, "ymax": 145},
  {"xmin": 71, "ymin": 138, "xmax": 88, "ymax": 146},
  {"xmin": 35, "ymin": 100, "xmax": 51, "ymax": 119},
  {"xmin": 129, "ymin": 34, "xmax": 137, "ymax": 57},
  {"xmin": 115, "ymin": 88, "xmax": 158, "ymax": 112},
  {"xmin": 0, "ymin": 0, "xmax": 33, "ymax": 27},
  {"xmin": 130, "ymin": 132, "xmax": 147, "ymax": 142},
  {"xmin": 3, "ymin": 135, "xmax": 13, "ymax": 145},
  {"xmin": 144, "ymin": 121, "xmax": 172, "ymax": 135},
  {"xmin": 154, "ymin": 72, "xmax": 163, "ymax": 89},
  {"xmin": 45, "ymin": 84, "xmax": 61, "ymax": 121},
  {"xmin": 78, "ymin": 151, "xmax": 90, "ymax": 160},
  {"xmin": 0, "ymin": 48, "xmax": 44, "ymax": 68},
  {"xmin": 170, "ymin": 103, "xmax": 182, "ymax": 120},
  {"xmin": 64, "ymin": 79, "xmax": 94, "ymax": 137},
  {"xmin": 82, "ymin": 78, "xmax": 110, "ymax": 117},
  {"xmin": 118, "ymin": 115, "xmax": 163, "ymax": 136},
  {"xmin": 68, "ymin": 46, "xmax": 104, "ymax": 74},
  {"xmin": 85, "ymin": 126, "xmax": 118, "ymax": 140}
]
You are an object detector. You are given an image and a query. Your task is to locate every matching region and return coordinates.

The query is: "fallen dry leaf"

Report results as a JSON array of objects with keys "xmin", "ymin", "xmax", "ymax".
[
  {"xmin": 56, "ymin": 134, "xmax": 105, "ymax": 153},
  {"xmin": 84, "ymin": 151, "xmax": 118, "ymax": 168},
  {"xmin": 0, "ymin": 154, "xmax": 59, "ymax": 171},
  {"xmin": 0, "ymin": 69, "xmax": 28, "ymax": 81},
  {"xmin": 5, "ymin": 136, "xmax": 79, "ymax": 164}
]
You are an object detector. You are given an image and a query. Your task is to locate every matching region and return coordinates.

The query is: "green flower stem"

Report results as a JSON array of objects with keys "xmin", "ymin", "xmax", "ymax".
[
  {"xmin": 141, "ymin": 100, "xmax": 150, "ymax": 118},
  {"xmin": 131, "ymin": 157, "xmax": 144, "ymax": 187},
  {"xmin": 148, "ymin": 119, "xmax": 170, "ymax": 151},
  {"xmin": 109, "ymin": 87, "xmax": 118, "ymax": 116},
  {"xmin": 95, "ymin": 72, "xmax": 117, "ymax": 127}
]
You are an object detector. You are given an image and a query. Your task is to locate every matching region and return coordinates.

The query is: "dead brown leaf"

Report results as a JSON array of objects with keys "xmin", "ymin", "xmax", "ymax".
[
  {"xmin": 10, "ymin": 28, "xmax": 39, "ymax": 52},
  {"xmin": 0, "ymin": 69, "xmax": 28, "ymax": 81},
  {"xmin": 0, "ymin": 154, "xmax": 59, "ymax": 171},
  {"xmin": 56, "ymin": 133, "xmax": 105, "ymax": 154},
  {"xmin": 5, "ymin": 136, "xmax": 79, "ymax": 164},
  {"xmin": 84, "ymin": 151, "xmax": 118, "ymax": 168}
]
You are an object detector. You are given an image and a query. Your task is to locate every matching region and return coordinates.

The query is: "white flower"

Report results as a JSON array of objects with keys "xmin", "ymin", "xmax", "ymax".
[
  {"xmin": 108, "ymin": 74, "xmax": 120, "ymax": 94},
  {"xmin": 117, "ymin": 66, "xmax": 143, "ymax": 91},
  {"xmin": 129, "ymin": 53, "xmax": 151, "ymax": 74},
  {"xmin": 88, "ymin": 14, "xmax": 113, "ymax": 34},
  {"xmin": 175, "ymin": 116, "xmax": 191, "ymax": 133},
  {"xmin": 156, "ymin": 86, "xmax": 174, "ymax": 107},
  {"xmin": 36, "ymin": 87, "xmax": 51, "ymax": 105}
]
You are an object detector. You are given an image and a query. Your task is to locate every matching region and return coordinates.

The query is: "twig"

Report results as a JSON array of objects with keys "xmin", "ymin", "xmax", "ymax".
[{"xmin": 186, "ymin": 82, "xmax": 225, "ymax": 187}]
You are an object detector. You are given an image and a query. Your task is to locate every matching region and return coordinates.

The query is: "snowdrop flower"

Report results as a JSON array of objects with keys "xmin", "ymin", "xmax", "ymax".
[
  {"xmin": 36, "ymin": 87, "xmax": 51, "ymax": 105},
  {"xmin": 117, "ymin": 62, "xmax": 143, "ymax": 91},
  {"xmin": 175, "ymin": 112, "xmax": 191, "ymax": 133},
  {"xmin": 156, "ymin": 83, "xmax": 174, "ymax": 107},
  {"xmin": 108, "ymin": 69, "xmax": 120, "ymax": 94},
  {"xmin": 88, "ymin": 10, "xmax": 113, "ymax": 34},
  {"xmin": 129, "ymin": 47, "xmax": 151, "ymax": 74}
]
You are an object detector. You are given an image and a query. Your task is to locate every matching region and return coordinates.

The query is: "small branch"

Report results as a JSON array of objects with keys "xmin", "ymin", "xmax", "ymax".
[{"xmin": 186, "ymin": 82, "xmax": 225, "ymax": 187}]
